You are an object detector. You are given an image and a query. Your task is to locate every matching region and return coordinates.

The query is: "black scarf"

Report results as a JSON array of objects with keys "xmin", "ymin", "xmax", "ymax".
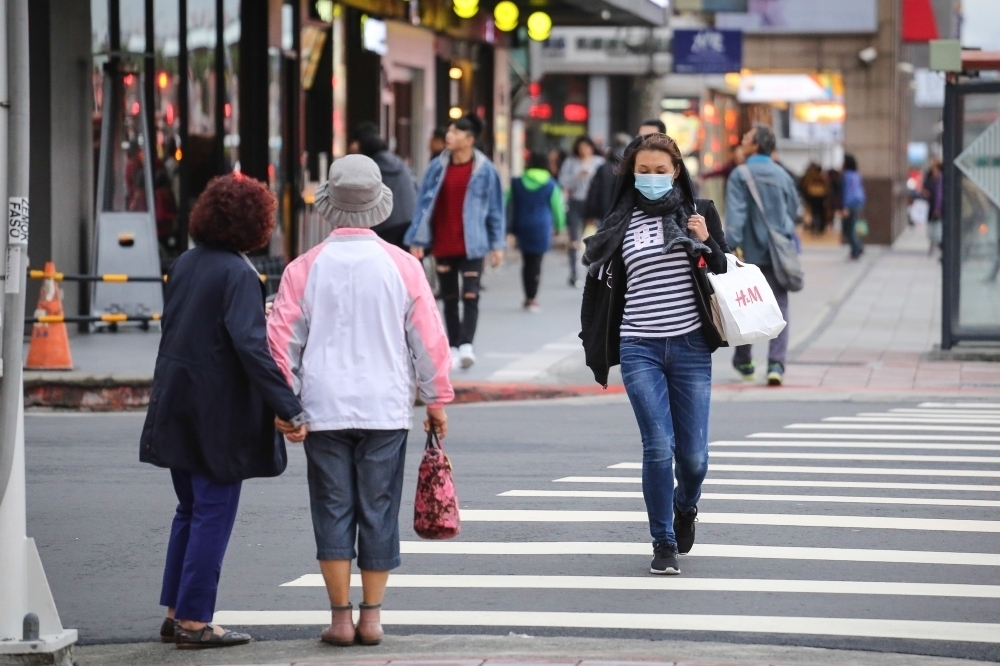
[{"xmin": 582, "ymin": 185, "xmax": 709, "ymax": 276}]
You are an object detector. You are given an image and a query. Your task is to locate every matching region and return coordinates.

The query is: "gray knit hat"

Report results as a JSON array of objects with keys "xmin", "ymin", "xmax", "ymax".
[{"xmin": 314, "ymin": 154, "xmax": 394, "ymax": 229}]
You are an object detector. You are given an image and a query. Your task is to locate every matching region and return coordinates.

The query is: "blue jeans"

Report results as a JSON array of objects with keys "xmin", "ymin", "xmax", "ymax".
[
  {"xmin": 843, "ymin": 208, "xmax": 864, "ymax": 259},
  {"xmin": 160, "ymin": 470, "xmax": 242, "ymax": 622},
  {"xmin": 304, "ymin": 429, "xmax": 408, "ymax": 570},
  {"xmin": 620, "ymin": 331, "xmax": 712, "ymax": 548}
]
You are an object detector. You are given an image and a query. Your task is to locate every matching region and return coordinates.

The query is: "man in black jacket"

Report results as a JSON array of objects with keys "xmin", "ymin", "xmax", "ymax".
[
  {"xmin": 585, "ymin": 132, "xmax": 632, "ymax": 223},
  {"xmin": 352, "ymin": 123, "xmax": 418, "ymax": 248}
]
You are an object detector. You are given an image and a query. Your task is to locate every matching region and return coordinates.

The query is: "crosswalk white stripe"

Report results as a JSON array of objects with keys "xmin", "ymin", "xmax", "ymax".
[
  {"xmin": 919, "ymin": 402, "xmax": 1000, "ymax": 409},
  {"xmin": 554, "ymin": 476, "xmax": 1000, "ymax": 491},
  {"xmin": 211, "ymin": 610, "xmax": 1000, "ymax": 643},
  {"xmin": 498, "ymin": 490, "xmax": 1000, "ymax": 508},
  {"xmin": 713, "ymin": 440, "xmax": 1000, "ymax": 451},
  {"xmin": 748, "ymin": 432, "xmax": 1000, "ymax": 442},
  {"xmin": 611, "ymin": 463, "xmax": 1000, "ymax": 477},
  {"xmin": 889, "ymin": 409, "xmax": 1000, "ymax": 417},
  {"xmin": 786, "ymin": 423, "xmax": 1000, "ymax": 432},
  {"xmin": 279, "ymin": 574, "xmax": 1000, "ymax": 599},
  {"xmin": 459, "ymin": 510, "xmax": 1000, "ymax": 532},
  {"xmin": 394, "ymin": 541, "xmax": 1000, "ymax": 565},
  {"xmin": 829, "ymin": 416, "xmax": 1000, "ymax": 425},
  {"xmin": 708, "ymin": 452, "xmax": 1000, "ymax": 463}
]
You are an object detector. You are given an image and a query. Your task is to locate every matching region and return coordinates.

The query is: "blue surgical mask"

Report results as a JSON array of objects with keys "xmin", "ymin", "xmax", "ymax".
[{"xmin": 634, "ymin": 173, "xmax": 674, "ymax": 200}]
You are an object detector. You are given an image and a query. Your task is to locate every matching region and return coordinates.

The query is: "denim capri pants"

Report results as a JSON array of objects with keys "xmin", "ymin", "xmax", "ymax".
[{"xmin": 303, "ymin": 429, "xmax": 408, "ymax": 570}]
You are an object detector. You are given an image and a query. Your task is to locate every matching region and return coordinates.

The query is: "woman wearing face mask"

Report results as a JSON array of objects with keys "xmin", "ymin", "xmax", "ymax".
[{"xmin": 579, "ymin": 133, "xmax": 729, "ymax": 576}]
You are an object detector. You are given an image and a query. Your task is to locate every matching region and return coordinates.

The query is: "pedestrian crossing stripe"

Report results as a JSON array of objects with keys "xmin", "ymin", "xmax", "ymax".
[
  {"xmin": 498, "ymin": 490, "xmax": 1000, "ymax": 508},
  {"xmin": 709, "ymin": 452, "xmax": 1000, "ymax": 463},
  {"xmin": 865, "ymin": 412, "xmax": 1000, "ymax": 420},
  {"xmin": 458, "ymin": 510, "xmax": 1000, "ymax": 532},
  {"xmin": 919, "ymin": 402, "xmax": 1000, "ymax": 409},
  {"xmin": 715, "ymin": 440, "xmax": 1000, "ymax": 450},
  {"xmin": 279, "ymin": 574, "xmax": 1000, "ymax": 599},
  {"xmin": 829, "ymin": 416, "xmax": 1000, "ymax": 425},
  {"xmin": 749, "ymin": 432, "xmax": 1000, "ymax": 441},
  {"xmin": 787, "ymin": 423, "xmax": 1000, "ymax": 432},
  {"xmin": 892, "ymin": 408, "xmax": 1000, "ymax": 416},
  {"xmin": 554, "ymin": 476, "xmax": 1000, "ymax": 491},
  {"xmin": 210, "ymin": 610, "xmax": 1000, "ymax": 644},
  {"xmin": 616, "ymin": 463, "xmax": 1000, "ymax": 477},
  {"xmin": 395, "ymin": 541, "xmax": 1000, "ymax": 565}
]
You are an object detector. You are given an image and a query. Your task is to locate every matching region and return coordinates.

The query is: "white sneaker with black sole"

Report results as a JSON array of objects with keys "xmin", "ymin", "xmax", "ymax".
[{"xmin": 649, "ymin": 542, "xmax": 680, "ymax": 575}]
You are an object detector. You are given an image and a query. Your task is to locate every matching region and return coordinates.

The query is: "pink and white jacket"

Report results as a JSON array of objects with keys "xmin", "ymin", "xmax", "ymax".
[{"xmin": 267, "ymin": 229, "xmax": 454, "ymax": 431}]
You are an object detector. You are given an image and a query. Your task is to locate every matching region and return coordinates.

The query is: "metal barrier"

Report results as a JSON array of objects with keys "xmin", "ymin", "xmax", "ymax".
[
  {"xmin": 27, "ymin": 314, "xmax": 161, "ymax": 324},
  {"xmin": 29, "ymin": 270, "xmax": 282, "ymax": 283}
]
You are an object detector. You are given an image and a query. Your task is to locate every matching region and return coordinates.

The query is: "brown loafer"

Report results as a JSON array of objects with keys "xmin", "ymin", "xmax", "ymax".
[
  {"xmin": 174, "ymin": 623, "xmax": 252, "ymax": 649},
  {"xmin": 320, "ymin": 604, "xmax": 355, "ymax": 646},
  {"xmin": 356, "ymin": 603, "xmax": 383, "ymax": 645},
  {"xmin": 159, "ymin": 617, "xmax": 175, "ymax": 643}
]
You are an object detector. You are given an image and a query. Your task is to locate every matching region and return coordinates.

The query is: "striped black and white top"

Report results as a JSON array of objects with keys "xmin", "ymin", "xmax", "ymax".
[{"xmin": 620, "ymin": 209, "xmax": 701, "ymax": 338}]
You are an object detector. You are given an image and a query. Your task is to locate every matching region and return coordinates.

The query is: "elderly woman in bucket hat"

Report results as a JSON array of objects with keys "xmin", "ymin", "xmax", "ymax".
[{"xmin": 267, "ymin": 154, "xmax": 454, "ymax": 646}]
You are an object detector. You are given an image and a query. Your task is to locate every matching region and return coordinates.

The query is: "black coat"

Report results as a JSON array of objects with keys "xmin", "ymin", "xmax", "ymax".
[
  {"xmin": 584, "ymin": 157, "xmax": 621, "ymax": 221},
  {"xmin": 140, "ymin": 246, "xmax": 303, "ymax": 484},
  {"xmin": 579, "ymin": 198, "xmax": 730, "ymax": 387}
]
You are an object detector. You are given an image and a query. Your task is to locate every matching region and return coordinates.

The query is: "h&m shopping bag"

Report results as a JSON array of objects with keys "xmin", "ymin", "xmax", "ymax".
[
  {"xmin": 706, "ymin": 254, "xmax": 787, "ymax": 346},
  {"xmin": 413, "ymin": 432, "xmax": 460, "ymax": 539}
]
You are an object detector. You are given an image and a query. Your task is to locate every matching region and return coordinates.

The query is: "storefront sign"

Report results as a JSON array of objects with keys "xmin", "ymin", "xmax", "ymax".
[
  {"xmin": 716, "ymin": 0, "xmax": 877, "ymax": 34},
  {"xmin": 671, "ymin": 29, "xmax": 742, "ymax": 74},
  {"xmin": 363, "ymin": 16, "xmax": 388, "ymax": 55}
]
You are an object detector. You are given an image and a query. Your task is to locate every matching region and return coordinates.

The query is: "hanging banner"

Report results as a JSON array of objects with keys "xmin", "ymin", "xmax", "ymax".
[{"xmin": 671, "ymin": 28, "xmax": 743, "ymax": 74}]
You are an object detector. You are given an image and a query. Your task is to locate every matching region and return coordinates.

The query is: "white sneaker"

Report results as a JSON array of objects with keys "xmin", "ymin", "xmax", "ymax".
[
  {"xmin": 450, "ymin": 347, "xmax": 461, "ymax": 371},
  {"xmin": 459, "ymin": 343, "xmax": 476, "ymax": 369}
]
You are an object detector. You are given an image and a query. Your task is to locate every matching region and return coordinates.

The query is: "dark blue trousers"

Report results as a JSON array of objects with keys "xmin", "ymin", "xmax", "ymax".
[{"xmin": 159, "ymin": 469, "xmax": 242, "ymax": 622}]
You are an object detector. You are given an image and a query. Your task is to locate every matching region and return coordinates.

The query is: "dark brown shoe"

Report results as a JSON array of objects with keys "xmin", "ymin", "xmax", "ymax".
[
  {"xmin": 159, "ymin": 618, "xmax": 175, "ymax": 643},
  {"xmin": 174, "ymin": 624, "xmax": 251, "ymax": 650}
]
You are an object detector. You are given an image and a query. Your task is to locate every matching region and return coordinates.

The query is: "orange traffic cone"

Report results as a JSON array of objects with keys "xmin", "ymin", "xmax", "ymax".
[{"xmin": 25, "ymin": 261, "xmax": 74, "ymax": 370}]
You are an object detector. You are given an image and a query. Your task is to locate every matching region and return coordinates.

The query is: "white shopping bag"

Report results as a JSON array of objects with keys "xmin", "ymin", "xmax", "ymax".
[{"xmin": 706, "ymin": 254, "xmax": 787, "ymax": 346}]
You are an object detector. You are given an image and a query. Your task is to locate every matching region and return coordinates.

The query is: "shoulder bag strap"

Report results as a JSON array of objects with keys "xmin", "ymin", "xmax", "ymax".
[{"xmin": 736, "ymin": 165, "xmax": 766, "ymax": 216}]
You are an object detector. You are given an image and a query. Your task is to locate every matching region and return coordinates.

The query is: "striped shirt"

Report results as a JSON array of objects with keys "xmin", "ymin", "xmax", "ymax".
[{"xmin": 620, "ymin": 209, "xmax": 701, "ymax": 338}]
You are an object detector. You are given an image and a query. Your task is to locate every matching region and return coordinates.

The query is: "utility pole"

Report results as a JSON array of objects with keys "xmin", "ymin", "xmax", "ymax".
[{"xmin": 0, "ymin": 0, "xmax": 78, "ymax": 662}]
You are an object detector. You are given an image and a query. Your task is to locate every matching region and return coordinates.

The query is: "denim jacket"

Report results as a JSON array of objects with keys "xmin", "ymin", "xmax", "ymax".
[
  {"xmin": 724, "ymin": 155, "xmax": 799, "ymax": 267},
  {"xmin": 404, "ymin": 149, "xmax": 507, "ymax": 259}
]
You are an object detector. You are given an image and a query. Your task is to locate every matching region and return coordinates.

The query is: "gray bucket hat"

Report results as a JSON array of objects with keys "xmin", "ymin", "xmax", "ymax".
[{"xmin": 314, "ymin": 154, "xmax": 394, "ymax": 229}]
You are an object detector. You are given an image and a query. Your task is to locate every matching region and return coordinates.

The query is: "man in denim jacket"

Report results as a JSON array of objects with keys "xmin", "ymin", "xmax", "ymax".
[
  {"xmin": 406, "ymin": 114, "xmax": 506, "ymax": 370},
  {"xmin": 725, "ymin": 123, "xmax": 799, "ymax": 387}
]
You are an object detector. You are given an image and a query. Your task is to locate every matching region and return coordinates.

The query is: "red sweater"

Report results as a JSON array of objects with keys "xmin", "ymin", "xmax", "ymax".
[{"xmin": 431, "ymin": 160, "xmax": 473, "ymax": 259}]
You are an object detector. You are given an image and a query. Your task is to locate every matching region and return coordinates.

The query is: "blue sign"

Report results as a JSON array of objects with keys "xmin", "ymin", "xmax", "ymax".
[{"xmin": 671, "ymin": 28, "xmax": 743, "ymax": 74}]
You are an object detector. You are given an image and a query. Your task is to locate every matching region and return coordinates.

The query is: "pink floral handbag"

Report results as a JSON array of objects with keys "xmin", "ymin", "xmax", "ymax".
[{"xmin": 413, "ymin": 432, "xmax": 460, "ymax": 539}]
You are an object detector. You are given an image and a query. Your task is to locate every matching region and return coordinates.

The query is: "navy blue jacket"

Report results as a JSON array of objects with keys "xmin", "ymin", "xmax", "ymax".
[
  {"xmin": 510, "ymin": 179, "xmax": 556, "ymax": 255},
  {"xmin": 140, "ymin": 246, "xmax": 303, "ymax": 484}
]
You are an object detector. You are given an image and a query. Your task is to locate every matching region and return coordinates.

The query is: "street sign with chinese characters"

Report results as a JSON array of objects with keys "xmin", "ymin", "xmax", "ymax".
[
  {"xmin": 954, "ymin": 116, "xmax": 1000, "ymax": 209},
  {"xmin": 671, "ymin": 28, "xmax": 742, "ymax": 74}
]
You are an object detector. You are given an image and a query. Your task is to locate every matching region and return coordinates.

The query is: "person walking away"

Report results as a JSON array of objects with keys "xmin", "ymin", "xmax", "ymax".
[
  {"xmin": 141, "ymin": 173, "xmax": 307, "ymax": 650},
  {"xmin": 586, "ymin": 132, "xmax": 633, "ymax": 223},
  {"xmin": 923, "ymin": 158, "xmax": 943, "ymax": 255},
  {"xmin": 841, "ymin": 154, "xmax": 866, "ymax": 260},
  {"xmin": 559, "ymin": 136, "xmax": 606, "ymax": 287},
  {"xmin": 269, "ymin": 155, "xmax": 453, "ymax": 647},
  {"xmin": 800, "ymin": 163, "xmax": 829, "ymax": 235},
  {"xmin": 726, "ymin": 124, "xmax": 799, "ymax": 386},
  {"xmin": 353, "ymin": 123, "xmax": 418, "ymax": 248},
  {"xmin": 429, "ymin": 127, "xmax": 447, "ymax": 161},
  {"xmin": 508, "ymin": 151, "xmax": 567, "ymax": 312},
  {"xmin": 405, "ymin": 113, "xmax": 506, "ymax": 370},
  {"xmin": 580, "ymin": 133, "xmax": 730, "ymax": 575}
]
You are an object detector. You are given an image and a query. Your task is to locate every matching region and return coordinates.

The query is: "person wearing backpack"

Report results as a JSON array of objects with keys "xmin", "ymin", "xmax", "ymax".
[
  {"xmin": 725, "ymin": 124, "xmax": 800, "ymax": 386},
  {"xmin": 508, "ymin": 152, "xmax": 566, "ymax": 312}
]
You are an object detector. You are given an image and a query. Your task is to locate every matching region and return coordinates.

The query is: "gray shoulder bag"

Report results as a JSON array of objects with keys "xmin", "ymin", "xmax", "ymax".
[{"xmin": 736, "ymin": 165, "xmax": 804, "ymax": 292}]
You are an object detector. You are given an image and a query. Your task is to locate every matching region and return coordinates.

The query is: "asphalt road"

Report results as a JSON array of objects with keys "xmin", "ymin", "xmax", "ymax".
[{"xmin": 23, "ymin": 398, "xmax": 1000, "ymax": 661}]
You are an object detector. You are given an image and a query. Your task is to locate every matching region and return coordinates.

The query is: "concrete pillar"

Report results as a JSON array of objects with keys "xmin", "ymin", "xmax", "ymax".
[
  {"xmin": 588, "ymin": 75, "xmax": 610, "ymax": 150},
  {"xmin": 742, "ymin": 0, "xmax": 909, "ymax": 245}
]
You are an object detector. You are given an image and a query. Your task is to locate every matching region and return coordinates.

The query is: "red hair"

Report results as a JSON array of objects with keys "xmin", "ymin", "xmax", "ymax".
[{"xmin": 189, "ymin": 173, "xmax": 277, "ymax": 252}]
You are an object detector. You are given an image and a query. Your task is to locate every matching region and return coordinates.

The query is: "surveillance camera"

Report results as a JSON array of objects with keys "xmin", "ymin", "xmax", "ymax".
[{"xmin": 858, "ymin": 46, "xmax": 878, "ymax": 65}]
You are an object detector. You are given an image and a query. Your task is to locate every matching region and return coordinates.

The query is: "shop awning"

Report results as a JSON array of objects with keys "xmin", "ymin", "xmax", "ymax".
[{"xmin": 549, "ymin": 0, "xmax": 669, "ymax": 26}]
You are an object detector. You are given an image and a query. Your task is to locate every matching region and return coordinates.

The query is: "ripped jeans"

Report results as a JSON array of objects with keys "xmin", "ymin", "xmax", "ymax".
[{"xmin": 436, "ymin": 256, "xmax": 483, "ymax": 347}]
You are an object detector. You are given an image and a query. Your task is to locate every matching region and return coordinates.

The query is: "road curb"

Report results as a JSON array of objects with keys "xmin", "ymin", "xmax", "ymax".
[{"xmin": 22, "ymin": 376, "xmax": 626, "ymax": 411}]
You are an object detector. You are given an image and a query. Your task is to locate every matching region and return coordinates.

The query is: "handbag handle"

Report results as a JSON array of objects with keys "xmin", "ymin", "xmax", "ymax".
[{"xmin": 425, "ymin": 431, "xmax": 442, "ymax": 450}]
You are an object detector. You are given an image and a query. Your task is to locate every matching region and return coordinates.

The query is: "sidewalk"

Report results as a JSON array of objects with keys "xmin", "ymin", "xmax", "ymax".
[
  {"xmin": 72, "ymin": 634, "xmax": 999, "ymax": 666},
  {"xmin": 20, "ymin": 228, "xmax": 1000, "ymax": 408}
]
